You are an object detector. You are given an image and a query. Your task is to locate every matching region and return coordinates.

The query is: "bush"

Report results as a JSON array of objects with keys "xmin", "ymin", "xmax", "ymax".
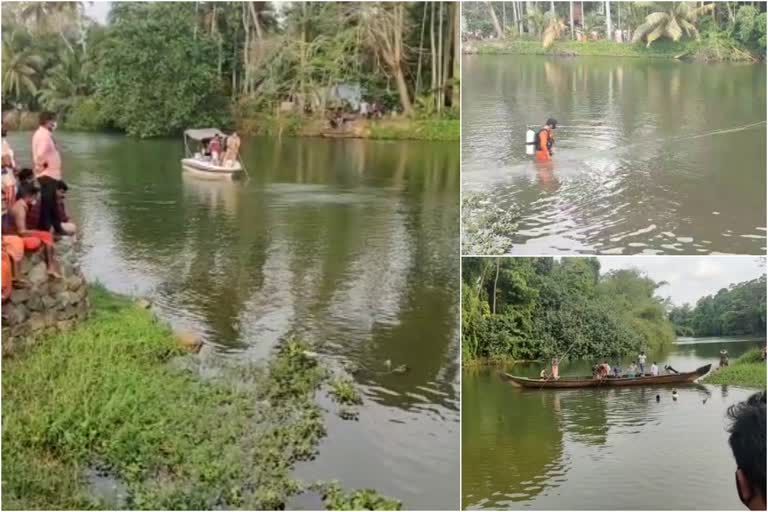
[
  {"xmin": 63, "ymin": 97, "xmax": 111, "ymax": 131},
  {"xmin": 734, "ymin": 6, "xmax": 767, "ymax": 54}
]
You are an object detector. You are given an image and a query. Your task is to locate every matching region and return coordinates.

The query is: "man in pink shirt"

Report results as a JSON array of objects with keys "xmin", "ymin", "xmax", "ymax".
[
  {"xmin": 32, "ymin": 112, "xmax": 61, "ymax": 180},
  {"xmin": 31, "ymin": 112, "xmax": 66, "ymax": 235}
]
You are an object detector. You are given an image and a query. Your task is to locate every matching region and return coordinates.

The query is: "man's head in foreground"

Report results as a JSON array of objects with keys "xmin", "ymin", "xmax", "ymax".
[{"xmin": 728, "ymin": 391, "xmax": 766, "ymax": 510}]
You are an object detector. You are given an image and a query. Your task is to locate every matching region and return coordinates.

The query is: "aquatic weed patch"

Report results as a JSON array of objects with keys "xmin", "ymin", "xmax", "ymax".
[
  {"xmin": 1, "ymin": 288, "xmax": 377, "ymax": 510},
  {"xmin": 313, "ymin": 481, "xmax": 402, "ymax": 510},
  {"xmin": 461, "ymin": 194, "xmax": 519, "ymax": 255}
]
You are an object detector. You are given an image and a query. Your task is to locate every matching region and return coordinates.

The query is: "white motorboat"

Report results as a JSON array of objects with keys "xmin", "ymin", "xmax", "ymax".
[{"xmin": 181, "ymin": 128, "xmax": 246, "ymax": 180}]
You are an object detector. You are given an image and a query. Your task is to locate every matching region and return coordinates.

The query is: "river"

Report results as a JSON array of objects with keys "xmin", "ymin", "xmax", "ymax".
[
  {"xmin": 462, "ymin": 337, "xmax": 765, "ymax": 510},
  {"xmin": 7, "ymin": 131, "xmax": 460, "ymax": 509},
  {"xmin": 462, "ymin": 55, "xmax": 767, "ymax": 255}
]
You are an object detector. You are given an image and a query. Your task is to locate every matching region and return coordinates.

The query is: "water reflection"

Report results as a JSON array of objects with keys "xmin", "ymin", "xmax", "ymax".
[
  {"xmin": 7, "ymin": 131, "xmax": 460, "ymax": 509},
  {"xmin": 462, "ymin": 338, "xmax": 762, "ymax": 510},
  {"xmin": 463, "ymin": 55, "xmax": 766, "ymax": 255}
]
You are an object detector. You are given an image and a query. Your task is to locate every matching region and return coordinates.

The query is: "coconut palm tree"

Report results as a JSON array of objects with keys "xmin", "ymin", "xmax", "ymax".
[
  {"xmin": 38, "ymin": 49, "xmax": 92, "ymax": 115},
  {"xmin": 632, "ymin": 2, "xmax": 715, "ymax": 47},
  {"xmin": 19, "ymin": 1, "xmax": 82, "ymax": 53},
  {"xmin": 1, "ymin": 31, "xmax": 44, "ymax": 104}
]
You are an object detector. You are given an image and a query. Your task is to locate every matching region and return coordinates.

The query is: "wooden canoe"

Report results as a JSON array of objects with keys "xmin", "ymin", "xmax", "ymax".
[{"xmin": 501, "ymin": 364, "xmax": 711, "ymax": 389}]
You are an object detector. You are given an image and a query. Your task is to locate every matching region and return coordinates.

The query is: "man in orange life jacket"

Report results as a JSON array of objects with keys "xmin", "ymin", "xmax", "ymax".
[{"xmin": 535, "ymin": 118, "xmax": 558, "ymax": 162}]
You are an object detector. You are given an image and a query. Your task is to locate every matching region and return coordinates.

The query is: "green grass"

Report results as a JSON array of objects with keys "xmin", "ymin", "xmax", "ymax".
[
  {"xmin": 465, "ymin": 38, "xmax": 757, "ymax": 61},
  {"xmin": 2, "ymin": 286, "xmax": 338, "ymax": 509},
  {"xmin": 703, "ymin": 348, "xmax": 767, "ymax": 388},
  {"xmin": 368, "ymin": 119, "xmax": 459, "ymax": 141}
]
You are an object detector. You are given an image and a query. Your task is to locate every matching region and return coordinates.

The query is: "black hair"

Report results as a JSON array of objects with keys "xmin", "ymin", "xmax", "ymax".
[
  {"xmin": 728, "ymin": 391, "xmax": 766, "ymax": 499},
  {"xmin": 546, "ymin": 117, "xmax": 558, "ymax": 128},
  {"xmin": 56, "ymin": 180, "xmax": 69, "ymax": 192},
  {"xmin": 18, "ymin": 181, "xmax": 40, "ymax": 198},
  {"xmin": 39, "ymin": 111, "xmax": 56, "ymax": 125},
  {"xmin": 17, "ymin": 168, "xmax": 34, "ymax": 181}
]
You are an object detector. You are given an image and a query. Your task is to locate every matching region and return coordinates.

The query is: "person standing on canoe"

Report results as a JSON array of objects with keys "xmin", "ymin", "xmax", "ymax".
[
  {"xmin": 727, "ymin": 391, "xmax": 765, "ymax": 510},
  {"xmin": 638, "ymin": 351, "xmax": 647, "ymax": 375},
  {"xmin": 650, "ymin": 361, "xmax": 659, "ymax": 376},
  {"xmin": 550, "ymin": 356, "xmax": 560, "ymax": 380}
]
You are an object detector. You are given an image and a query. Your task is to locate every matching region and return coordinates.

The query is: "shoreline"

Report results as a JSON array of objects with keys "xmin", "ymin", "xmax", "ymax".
[
  {"xmin": 2, "ymin": 285, "xmax": 400, "ymax": 510},
  {"xmin": 2, "ymin": 113, "xmax": 459, "ymax": 143},
  {"xmin": 463, "ymin": 39, "xmax": 762, "ymax": 62},
  {"xmin": 702, "ymin": 349, "xmax": 766, "ymax": 387}
]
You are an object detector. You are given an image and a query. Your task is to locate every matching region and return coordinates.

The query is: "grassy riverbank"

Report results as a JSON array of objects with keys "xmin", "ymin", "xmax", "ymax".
[
  {"xmin": 464, "ymin": 39, "xmax": 759, "ymax": 62},
  {"xmin": 703, "ymin": 349, "xmax": 767, "ymax": 387},
  {"xmin": 237, "ymin": 114, "xmax": 460, "ymax": 142},
  {"xmin": 2, "ymin": 286, "xmax": 399, "ymax": 510}
]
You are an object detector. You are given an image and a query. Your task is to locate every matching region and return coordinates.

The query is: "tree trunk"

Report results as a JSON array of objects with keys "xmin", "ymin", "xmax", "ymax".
[
  {"xmin": 430, "ymin": 2, "xmax": 437, "ymax": 105},
  {"xmin": 416, "ymin": 2, "xmax": 428, "ymax": 97},
  {"xmin": 492, "ymin": 258, "xmax": 500, "ymax": 315},
  {"xmin": 437, "ymin": 1, "xmax": 443, "ymax": 113},
  {"xmin": 502, "ymin": 2, "xmax": 506, "ymax": 29},
  {"xmin": 392, "ymin": 3, "xmax": 413, "ymax": 116},
  {"xmin": 452, "ymin": 1, "xmax": 460, "ymax": 108},
  {"xmin": 605, "ymin": 0, "xmax": 612, "ymax": 40},
  {"xmin": 570, "ymin": 1, "xmax": 574, "ymax": 39},
  {"xmin": 526, "ymin": 1, "xmax": 536, "ymax": 34},
  {"xmin": 487, "ymin": 2, "xmax": 504, "ymax": 39},
  {"xmin": 443, "ymin": 2, "xmax": 453, "ymax": 109},
  {"xmin": 550, "ymin": 1, "xmax": 555, "ymax": 16}
]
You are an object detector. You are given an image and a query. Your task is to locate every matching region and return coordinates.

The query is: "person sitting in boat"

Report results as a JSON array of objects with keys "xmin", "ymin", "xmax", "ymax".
[
  {"xmin": 627, "ymin": 362, "xmax": 638, "ymax": 378},
  {"xmin": 208, "ymin": 134, "xmax": 223, "ymax": 165},
  {"xmin": 592, "ymin": 361, "xmax": 610, "ymax": 380},
  {"xmin": 650, "ymin": 361, "xmax": 659, "ymax": 376},
  {"xmin": 727, "ymin": 391, "xmax": 766, "ymax": 510},
  {"xmin": 223, "ymin": 132, "xmax": 241, "ymax": 168},
  {"xmin": 539, "ymin": 368, "xmax": 548, "ymax": 379}
]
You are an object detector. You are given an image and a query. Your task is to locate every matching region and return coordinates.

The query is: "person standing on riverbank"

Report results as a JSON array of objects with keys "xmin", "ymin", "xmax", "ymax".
[
  {"xmin": 727, "ymin": 391, "xmax": 766, "ymax": 510},
  {"xmin": 32, "ymin": 112, "xmax": 64, "ymax": 236}
]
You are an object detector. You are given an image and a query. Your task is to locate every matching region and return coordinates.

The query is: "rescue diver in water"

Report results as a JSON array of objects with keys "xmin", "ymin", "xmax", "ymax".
[{"xmin": 535, "ymin": 118, "xmax": 558, "ymax": 162}]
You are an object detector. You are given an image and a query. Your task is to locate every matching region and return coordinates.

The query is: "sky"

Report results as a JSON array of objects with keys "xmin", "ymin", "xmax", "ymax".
[
  {"xmin": 597, "ymin": 256, "xmax": 765, "ymax": 306},
  {"xmin": 85, "ymin": 2, "xmax": 110, "ymax": 24}
]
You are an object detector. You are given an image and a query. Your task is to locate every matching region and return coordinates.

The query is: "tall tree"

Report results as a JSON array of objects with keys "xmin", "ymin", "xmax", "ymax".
[
  {"xmin": 487, "ymin": 2, "xmax": 504, "ymax": 39},
  {"xmin": 605, "ymin": 0, "xmax": 613, "ymax": 40}
]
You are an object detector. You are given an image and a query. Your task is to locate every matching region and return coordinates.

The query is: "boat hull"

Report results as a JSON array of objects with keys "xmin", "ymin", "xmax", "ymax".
[
  {"xmin": 502, "ymin": 364, "xmax": 711, "ymax": 389},
  {"xmin": 181, "ymin": 158, "xmax": 243, "ymax": 180}
]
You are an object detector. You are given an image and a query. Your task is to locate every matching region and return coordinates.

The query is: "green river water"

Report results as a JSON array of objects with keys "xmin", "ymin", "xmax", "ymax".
[
  {"xmin": 462, "ymin": 336, "xmax": 766, "ymax": 510},
  {"xmin": 7, "ymin": 131, "xmax": 460, "ymax": 509},
  {"xmin": 462, "ymin": 55, "xmax": 766, "ymax": 255}
]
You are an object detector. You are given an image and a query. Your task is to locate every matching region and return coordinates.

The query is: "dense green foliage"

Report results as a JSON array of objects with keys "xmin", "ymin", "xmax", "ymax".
[
  {"xmin": 463, "ymin": 2, "xmax": 765, "ymax": 61},
  {"xmin": 703, "ymin": 348, "xmax": 766, "ymax": 387},
  {"xmin": 669, "ymin": 276, "xmax": 767, "ymax": 337},
  {"xmin": 461, "ymin": 258, "xmax": 675, "ymax": 364},
  {"xmin": 2, "ymin": 286, "xmax": 387, "ymax": 509},
  {"xmin": 2, "ymin": 1, "xmax": 459, "ymax": 137},
  {"xmin": 93, "ymin": 4, "xmax": 229, "ymax": 137}
]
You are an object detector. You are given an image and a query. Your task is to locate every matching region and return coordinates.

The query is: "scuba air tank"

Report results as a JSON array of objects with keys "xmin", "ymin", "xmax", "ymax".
[{"xmin": 525, "ymin": 127, "xmax": 536, "ymax": 155}]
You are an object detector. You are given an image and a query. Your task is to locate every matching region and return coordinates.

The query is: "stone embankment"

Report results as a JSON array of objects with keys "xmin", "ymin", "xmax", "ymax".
[{"xmin": 2, "ymin": 238, "xmax": 89, "ymax": 355}]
